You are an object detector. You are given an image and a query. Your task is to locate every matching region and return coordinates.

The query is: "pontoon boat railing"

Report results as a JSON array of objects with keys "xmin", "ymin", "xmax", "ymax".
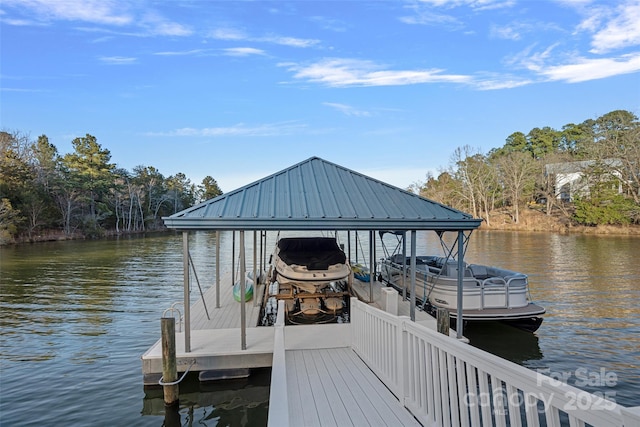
[{"xmin": 384, "ymin": 261, "xmax": 530, "ymax": 310}]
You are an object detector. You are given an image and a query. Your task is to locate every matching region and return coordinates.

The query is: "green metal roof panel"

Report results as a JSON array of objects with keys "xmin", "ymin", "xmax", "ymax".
[{"xmin": 163, "ymin": 157, "xmax": 481, "ymax": 230}]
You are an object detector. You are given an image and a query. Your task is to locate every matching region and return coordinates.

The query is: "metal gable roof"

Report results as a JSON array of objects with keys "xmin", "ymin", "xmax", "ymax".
[{"xmin": 163, "ymin": 156, "xmax": 482, "ymax": 231}]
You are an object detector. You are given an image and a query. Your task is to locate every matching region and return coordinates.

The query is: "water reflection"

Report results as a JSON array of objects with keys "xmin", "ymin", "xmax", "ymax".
[
  {"xmin": 142, "ymin": 369, "xmax": 270, "ymax": 426},
  {"xmin": 463, "ymin": 321, "xmax": 543, "ymax": 364}
]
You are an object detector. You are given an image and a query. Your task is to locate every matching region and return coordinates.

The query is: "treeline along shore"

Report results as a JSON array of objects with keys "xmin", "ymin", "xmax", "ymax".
[{"xmin": 1, "ymin": 109, "xmax": 639, "ymax": 245}]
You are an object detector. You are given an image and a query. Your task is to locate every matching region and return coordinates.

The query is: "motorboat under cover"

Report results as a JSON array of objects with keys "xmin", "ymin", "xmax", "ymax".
[{"xmin": 274, "ymin": 237, "xmax": 351, "ymax": 292}]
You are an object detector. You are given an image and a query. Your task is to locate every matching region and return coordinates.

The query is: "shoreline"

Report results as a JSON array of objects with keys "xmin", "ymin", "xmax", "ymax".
[
  {"xmin": 478, "ymin": 209, "xmax": 640, "ymax": 235},
  {"xmin": 3, "ymin": 222, "xmax": 639, "ymax": 247}
]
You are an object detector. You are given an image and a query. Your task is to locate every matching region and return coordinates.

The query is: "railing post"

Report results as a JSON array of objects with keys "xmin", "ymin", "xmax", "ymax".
[
  {"xmin": 437, "ymin": 307, "xmax": 450, "ymax": 335},
  {"xmin": 397, "ymin": 315, "xmax": 407, "ymax": 406},
  {"xmin": 381, "ymin": 287, "xmax": 398, "ymax": 315}
]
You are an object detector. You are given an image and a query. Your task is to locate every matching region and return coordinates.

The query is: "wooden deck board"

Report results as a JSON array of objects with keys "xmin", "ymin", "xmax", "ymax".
[
  {"xmin": 286, "ymin": 347, "xmax": 421, "ymax": 427},
  {"xmin": 291, "ymin": 350, "xmax": 323, "ymax": 427},
  {"xmin": 315, "ymin": 348, "xmax": 370, "ymax": 426},
  {"xmin": 310, "ymin": 349, "xmax": 352, "ymax": 426},
  {"xmin": 189, "ymin": 276, "xmax": 263, "ymax": 330},
  {"xmin": 335, "ymin": 348, "xmax": 422, "ymax": 425}
]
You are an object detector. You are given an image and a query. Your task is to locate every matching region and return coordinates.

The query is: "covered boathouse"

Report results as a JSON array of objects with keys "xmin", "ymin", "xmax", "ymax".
[
  {"xmin": 145, "ymin": 156, "xmax": 638, "ymax": 427},
  {"xmin": 162, "ymin": 155, "xmax": 481, "ymax": 334}
]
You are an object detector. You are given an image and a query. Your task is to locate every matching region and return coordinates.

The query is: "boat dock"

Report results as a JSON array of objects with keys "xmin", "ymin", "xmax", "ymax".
[
  {"xmin": 145, "ymin": 157, "xmax": 639, "ymax": 426},
  {"xmin": 142, "ymin": 276, "xmax": 640, "ymax": 427}
]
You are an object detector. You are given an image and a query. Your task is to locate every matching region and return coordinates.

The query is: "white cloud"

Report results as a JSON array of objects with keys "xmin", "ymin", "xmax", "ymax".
[
  {"xmin": 2, "ymin": 0, "xmax": 132, "ymax": 25},
  {"xmin": 262, "ymin": 35, "xmax": 320, "ymax": 48},
  {"xmin": 209, "ymin": 27, "xmax": 248, "ymax": 41},
  {"xmin": 154, "ymin": 49, "xmax": 207, "ymax": 56},
  {"xmin": 400, "ymin": 0, "xmax": 514, "ymax": 26},
  {"xmin": 282, "ymin": 58, "xmax": 472, "ymax": 87},
  {"xmin": 209, "ymin": 27, "xmax": 319, "ymax": 48},
  {"xmin": 507, "ymin": 43, "xmax": 560, "ymax": 73},
  {"xmin": 399, "ymin": 9, "xmax": 461, "ymax": 28},
  {"xmin": 490, "ymin": 24, "xmax": 522, "ymax": 40},
  {"xmin": 539, "ymin": 53, "xmax": 640, "ymax": 82},
  {"xmin": 589, "ymin": 0, "xmax": 640, "ymax": 53},
  {"xmin": 147, "ymin": 122, "xmax": 307, "ymax": 137},
  {"xmin": 141, "ymin": 12, "xmax": 192, "ymax": 37},
  {"xmin": 415, "ymin": 0, "xmax": 514, "ymax": 9},
  {"xmin": 309, "ymin": 16, "xmax": 348, "ymax": 32},
  {"xmin": 223, "ymin": 47, "xmax": 266, "ymax": 57},
  {"xmin": 473, "ymin": 77, "xmax": 533, "ymax": 90},
  {"xmin": 99, "ymin": 56, "xmax": 137, "ymax": 65},
  {"xmin": 2, "ymin": 0, "xmax": 191, "ymax": 37},
  {"xmin": 323, "ymin": 102, "xmax": 371, "ymax": 117}
]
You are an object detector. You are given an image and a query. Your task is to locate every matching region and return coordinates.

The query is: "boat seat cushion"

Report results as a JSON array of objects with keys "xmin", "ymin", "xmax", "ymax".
[{"xmin": 470, "ymin": 265, "xmax": 489, "ymax": 278}]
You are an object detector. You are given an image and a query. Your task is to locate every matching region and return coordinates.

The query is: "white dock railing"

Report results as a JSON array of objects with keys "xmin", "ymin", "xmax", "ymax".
[{"xmin": 350, "ymin": 297, "xmax": 639, "ymax": 427}]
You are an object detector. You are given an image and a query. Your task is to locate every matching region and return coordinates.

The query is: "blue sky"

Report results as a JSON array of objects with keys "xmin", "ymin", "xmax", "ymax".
[{"xmin": 2, "ymin": 0, "xmax": 639, "ymax": 193}]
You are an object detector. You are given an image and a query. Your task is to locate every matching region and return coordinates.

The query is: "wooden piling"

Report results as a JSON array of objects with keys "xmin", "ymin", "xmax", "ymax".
[
  {"xmin": 161, "ymin": 317, "xmax": 179, "ymax": 406},
  {"xmin": 437, "ymin": 308, "xmax": 450, "ymax": 335}
]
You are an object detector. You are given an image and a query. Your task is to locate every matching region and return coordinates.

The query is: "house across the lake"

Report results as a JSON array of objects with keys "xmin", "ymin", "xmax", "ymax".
[{"xmin": 545, "ymin": 159, "xmax": 623, "ymax": 202}]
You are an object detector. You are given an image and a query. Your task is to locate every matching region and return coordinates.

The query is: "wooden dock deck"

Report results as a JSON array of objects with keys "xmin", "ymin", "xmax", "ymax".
[{"xmin": 286, "ymin": 347, "xmax": 421, "ymax": 426}]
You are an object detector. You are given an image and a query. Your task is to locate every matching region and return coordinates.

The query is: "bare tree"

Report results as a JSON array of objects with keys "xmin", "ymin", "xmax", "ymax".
[{"xmin": 494, "ymin": 151, "xmax": 537, "ymax": 224}]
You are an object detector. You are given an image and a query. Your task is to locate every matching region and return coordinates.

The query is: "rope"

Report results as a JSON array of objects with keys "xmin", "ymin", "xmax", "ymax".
[{"xmin": 158, "ymin": 360, "xmax": 195, "ymax": 386}]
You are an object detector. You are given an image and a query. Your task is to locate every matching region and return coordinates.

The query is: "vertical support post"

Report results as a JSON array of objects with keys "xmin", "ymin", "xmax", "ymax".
[
  {"xmin": 161, "ymin": 317, "xmax": 179, "ymax": 406},
  {"xmin": 253, "ymin": 231, "xmax": 258, "ymax": 307},
  {"xmin": 259, "ymin": 231, "xmax": 263, "ymax": 278},
  {"xmin": 355, "ymin": 231, "xmax": 359, "ymax": 262},
  {"xmin": 215, "ymin": 230, "xmax": 220, "ymax": 309},
  {"xmin": 262, "ymin": 231, "xmax": 268, "ymax": 272},
  {"xmin": 410, "ymin": 230, "xmax": 417, "ymax": 322},
  {"xmin": 240, "ymin": 230, "xmax": 247, "ymax": 350},
  {"xmin": 231, "ymin": 231, "xmax": 236, "ymax": 287},
  {"xmin": 402, "ymin": 231, "xmax": 407, "ymax": 301},
  {"xmin": 253, "ymin": 231, "xmax": 258, "ymax": 281},
  {"xmin": 182, "ymin": 231, "xmax": 191, "ymax": 353},
  {"xmin": 347, "ymin": 231, "xmax": 351, "ymax": 264},
  {"xmin": 456, "ymin": 230, "xmax": 465, "ymax": 339},
  {"xmin": 369, "ymin": 230, "xmax": 374, "ymax": 302},
  {"xmin": 437, "ymin": 308, "xmax": 450, "ymax": 335}
]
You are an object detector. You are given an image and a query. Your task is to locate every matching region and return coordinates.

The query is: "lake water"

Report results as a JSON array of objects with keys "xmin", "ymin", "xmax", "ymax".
[{"xmin": 1, "ymin": 231, "xmax": 639, "ymax": 426}]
